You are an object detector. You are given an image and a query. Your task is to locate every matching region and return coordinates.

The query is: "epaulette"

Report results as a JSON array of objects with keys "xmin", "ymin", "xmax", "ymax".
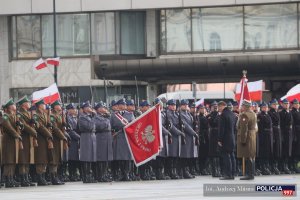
[
  {"xmin": 2, "ymin": 113, "xmax": 9, "ymax": 121},
  {"xmin": 50, "ymin": 115, "xmax": 55, "ymax": 122},
  {"xmin": 33, "ymin": 114, "xmax": 39, "ymax": 121}
]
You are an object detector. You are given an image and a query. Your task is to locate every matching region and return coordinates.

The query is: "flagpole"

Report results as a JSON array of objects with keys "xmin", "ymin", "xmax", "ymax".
[
  {"xmin": 53, "ymin": 0, "xmax": 58, "ymax": 84},
  {"xmin": 135, "ymin": 76, "xmax": 140, "ymax": 107}
]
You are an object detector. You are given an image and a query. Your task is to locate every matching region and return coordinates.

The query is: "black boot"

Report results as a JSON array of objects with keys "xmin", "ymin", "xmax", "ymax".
[
  {"xmin": 37, "ymin": 174, "xmax": 48, "ymax": 186},
  {"xmin": 84, "ymin": 162, "xmax": 97, "ymax": 183},
  {"xmin": 140, "ymin": 166, "xmax": 149, "ymax": 181},
  {"xmin": 212, "ymin": 158, "xmax": 221, "ymax": 177},
  {"xmin": 11, "ymin": 176, "xmax": 20, "ymax": 187},
  {"xmin": 97, "ymin": 162, "xmax": 106, "ymax": 182},
  {"xmin": 272, "ymin": 160, "xmax": 281, "ymax": 175},
  {"xmin": 102, "ymin": 162, "xmax": 113, "ymax": 182},
  {"xmin": 201, "ymin": 159, "xmax": 210, "ymax": 175},
  {"xmin": 5, "ymin": 176, "xmax": 14, "ymax": 188},
  {"xmin": 148, "ymin": 167, "xmax": 156, "ymax": 180},
  {"xmin": 295, "ymin": 159, "xmax": 300, "ymax": 173},
  {"xmin": 69, "ymin": 163, "xmax": 76, "ymax": 182},
  {"xmin": 25, "ymin": 174, "xmax": 36, "ymax": 186},
  {"xmin": 51, "ymin": 173, "xmax": 64, "ymax": 185},
  {"xmin": 261, "ymin": 160, "xmax": 272, "ymax": 175},
  {"xmin": 183, "ymin": 167, "xmax": 194, "ymax": 179},
  {"xmin": 283, "ymin": 160, "xmax": 291, "ymax": 174},
  {"xmin": 240, "ymin": 159, "xmax": 254, "ymax": 180},
  {"xmin": 121, "ymin": 161, "xmax": 131, "ymax": 182},
  {"xmin": 20, "ymin": 174, "xmax": 30, "ymax": 187},
  {"xmin": 0, "ymin": 168, "xmax": 2, "ymax": 188}
]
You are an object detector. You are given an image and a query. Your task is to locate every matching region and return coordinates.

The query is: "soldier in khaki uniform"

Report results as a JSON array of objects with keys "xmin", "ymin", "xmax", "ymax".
[
  {"xmin": 33, "ymin": 99, "xmax": 53, "ymax": 186},
  {"xmin": 1, "ymin": 98, "xmax": 22, "ymax": 188},
  {"xmin": 49, "ymin": 100, "xmax": 68, "ymax": 185},
  {"xmin": 16, "ymin": 96, "xmax": 38, "ymax": 187},
  {"xmin": 237, "ymin": 100, "xmax": 257, "ymax": 180}
]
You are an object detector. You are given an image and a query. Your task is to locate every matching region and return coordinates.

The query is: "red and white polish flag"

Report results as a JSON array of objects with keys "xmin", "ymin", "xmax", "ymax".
[
  {"xmin": 46, "ymin": 57, "xmax": 60, "ymax": 66},
  {"xmin": 32, "ymin": 58, "xmax": 47, "ymax": 70},
  {"xmin": 236, "ymin": 80, "xmax": 263, "ymax": 102},
  {"xmin": 195, "ymin": 98, "xmax": 204, "ymax": 108},
  {"xmin": 124, "ymin": 104, "xmax": 163, "ymax": 167},
  {"xmin": 237, "ymin": 74, "xmax": 251, "ymax": 108},
  {"xmin": 32, "ymin": 83, "xmax": 61, "ymax": 104},
  {"xmin": 281, "ymin": 84, "xmax": 300, "ymax": 102}
]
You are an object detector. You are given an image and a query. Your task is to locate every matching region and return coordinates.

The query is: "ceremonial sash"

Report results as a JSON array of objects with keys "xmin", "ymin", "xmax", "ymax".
[{"xmin": 115, "ymin": 112, "xmax": 129, "ymax": 126}]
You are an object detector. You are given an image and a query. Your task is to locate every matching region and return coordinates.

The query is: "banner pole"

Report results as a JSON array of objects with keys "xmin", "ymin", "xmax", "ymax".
[{"xmin": 242, "ymin": 157, "xmax": 245, "ymax": 176}]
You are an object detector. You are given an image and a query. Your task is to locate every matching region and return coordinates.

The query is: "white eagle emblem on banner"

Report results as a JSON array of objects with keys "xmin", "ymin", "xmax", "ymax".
[{"xmin": 142, "ymin": 125, "xmax": 155, "ymax": 144}]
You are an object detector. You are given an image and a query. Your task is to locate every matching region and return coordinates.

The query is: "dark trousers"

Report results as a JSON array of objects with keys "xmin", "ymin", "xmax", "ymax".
[{"xmin": 221, "ymin": 151, "xmax": 236, "ymax": 177}]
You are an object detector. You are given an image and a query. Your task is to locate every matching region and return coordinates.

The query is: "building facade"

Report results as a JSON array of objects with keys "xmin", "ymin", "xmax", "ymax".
[{"xmin": 0, "ymin": 0, "xmax": 300, "ymax": 104}]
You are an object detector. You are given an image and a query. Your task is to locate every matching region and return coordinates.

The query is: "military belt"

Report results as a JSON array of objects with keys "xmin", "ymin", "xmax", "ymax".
[{"xmin": 81, "ymin": 132, "xmax": 95, "ymax": 134}]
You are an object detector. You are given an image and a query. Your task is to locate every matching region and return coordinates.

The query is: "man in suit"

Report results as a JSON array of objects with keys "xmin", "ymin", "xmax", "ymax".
[{"xmin": 217, "ymin": 101, "xmax": 236, "ymax": 180}]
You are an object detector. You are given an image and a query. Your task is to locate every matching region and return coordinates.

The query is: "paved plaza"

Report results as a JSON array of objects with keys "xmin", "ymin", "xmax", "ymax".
[{"xmin": 0, "ymin": 175, "xmax": 299, "ymax": 200}]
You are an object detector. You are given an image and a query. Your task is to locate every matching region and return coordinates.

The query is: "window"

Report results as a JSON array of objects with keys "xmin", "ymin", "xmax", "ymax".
[
  {"xmin": 165, "ymin": 9, "xmax": 191, "ymax": 52},
  {"xmin": 245, "ymin": 4, "xmax": 297, "ymax": 49},
  {"xmin": 192, "ymin": 7, "xmax": 243, "ymax": 51},
  {"xmin": 120, "ymin": 12, "xmax": 145, "ymax": 54},
  {"xmin": 160, "ymin": 10, "xmax": 167, "ymax": 54},
  {"xmin": 254, "ymin": 33, "xmax": 262, "ymax": 49},
  {"xmin": 91, "ymin": 12, "xmax": 116, "ymax": 55},
  {"xmin": 41, "ymin": 15, "xmax": 54, "ymax": 57},
  {"xmin": 56, "ymin": 14, "xmax": 90, "ymax": 56},
  {"xmin": 209, "ymin": 32, "xmax": 221, "ymax": 51},
  {"xmin": 11, "ymin": 16, "xmax": 17, "ymax": 58},
  {"xmin": 16, "ymin": 15, "xmax": 41, "ymax": 58}
]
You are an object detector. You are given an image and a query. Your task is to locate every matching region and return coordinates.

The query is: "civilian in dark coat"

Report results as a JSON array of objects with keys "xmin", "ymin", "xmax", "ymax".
[{"xmin": 217, "ymin": 101, "xmax": 236, "ymax": 180}]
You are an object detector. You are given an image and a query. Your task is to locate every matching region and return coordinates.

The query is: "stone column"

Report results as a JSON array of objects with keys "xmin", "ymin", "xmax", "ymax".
[{"xmin": 0, "ymin": 16, "xmax": 11, "ymax": 104}]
